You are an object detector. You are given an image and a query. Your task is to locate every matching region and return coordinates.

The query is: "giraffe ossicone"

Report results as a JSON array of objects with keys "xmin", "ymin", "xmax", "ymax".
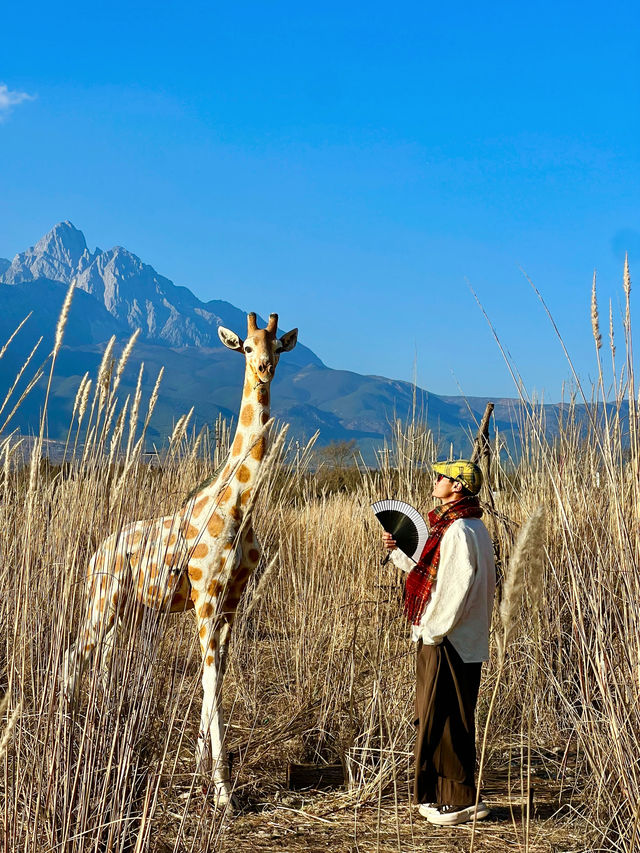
[{"xmin": 63, "ymin": 311, "xmax": 298, "ymax": 807}]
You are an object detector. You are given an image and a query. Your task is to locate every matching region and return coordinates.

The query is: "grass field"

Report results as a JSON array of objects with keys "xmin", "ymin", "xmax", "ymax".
[{"xmin": 0, "ymin": 276, "xmax": 638, "ymax": 852}]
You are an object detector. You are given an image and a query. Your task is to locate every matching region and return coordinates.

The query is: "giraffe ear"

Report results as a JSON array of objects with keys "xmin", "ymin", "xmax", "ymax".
[
  {"xmin": 218, "ymin": 326, "xmax": 244, "ymax": 351},
  {"xmin": 278, "ymin": 328, "xmax": 298, "ymax": 352}
]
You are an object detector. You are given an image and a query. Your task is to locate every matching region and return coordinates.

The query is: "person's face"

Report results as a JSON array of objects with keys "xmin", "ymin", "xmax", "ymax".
[{"xmin": 432, "ymin": 472, "xmax": 464, "ymax": 504}]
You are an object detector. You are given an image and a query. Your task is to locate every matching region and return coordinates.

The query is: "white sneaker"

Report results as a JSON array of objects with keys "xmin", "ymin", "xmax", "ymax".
[
  {"xmin": 426, "ymin": 802, "xmax": 490, "ymax": 826},
  {"xmin": 417, "ymin": 802, "xmax": 438, "ymax": 818}
]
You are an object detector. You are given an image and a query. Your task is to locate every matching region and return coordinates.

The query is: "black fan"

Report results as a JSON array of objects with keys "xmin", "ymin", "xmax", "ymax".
[{"xmin": 372, "ymin": 499, "xmax": 429, "ymax": 564}]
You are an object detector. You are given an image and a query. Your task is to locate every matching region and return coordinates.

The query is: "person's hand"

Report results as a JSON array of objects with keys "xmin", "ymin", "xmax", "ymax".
[{"xmin": 382, "ymin": 532, "xmax": 397, "ymax": 552}]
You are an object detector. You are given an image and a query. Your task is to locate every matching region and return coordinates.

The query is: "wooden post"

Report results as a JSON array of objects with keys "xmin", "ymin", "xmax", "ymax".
[{"xmin": 471, "ymin": 402, "xmax": 494, "ymax": 510}]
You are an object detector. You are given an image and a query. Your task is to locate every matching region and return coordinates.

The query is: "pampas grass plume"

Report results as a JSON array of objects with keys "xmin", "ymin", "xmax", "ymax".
[
  {"xmin": 244, "ymin": 555, "xmax": 278, "ymax": 618},
  {"xmin": 591, "ymin": 271, "xmax": 602, "ymax": 351},
  {"xmin": 54, "ymin": 278, "xmax": 75, "ymax": 357},
  {"xmin": 496, "ymin": 505, "xmax": 545, "ymax": 663}
]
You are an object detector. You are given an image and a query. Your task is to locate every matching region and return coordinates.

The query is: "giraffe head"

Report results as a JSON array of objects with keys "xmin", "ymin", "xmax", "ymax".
[{"xmin": 217, "ymin": 312, "xmax": 298, "ymax": 384}]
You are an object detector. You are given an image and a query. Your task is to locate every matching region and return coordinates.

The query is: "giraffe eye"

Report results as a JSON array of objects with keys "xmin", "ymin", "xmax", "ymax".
[{"xmin": 244, "ymin": 345, "xmax": 253, "ymax": 354}]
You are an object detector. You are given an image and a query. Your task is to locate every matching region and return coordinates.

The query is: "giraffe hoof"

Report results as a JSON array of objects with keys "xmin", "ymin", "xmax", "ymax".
[{"xmin": 201, "ymin": 783, "xmax": 235, "ymax": 811}]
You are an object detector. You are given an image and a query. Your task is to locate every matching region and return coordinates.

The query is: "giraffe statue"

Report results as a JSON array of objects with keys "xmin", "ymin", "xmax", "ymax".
[{"xmin": 63, "ymin": 312, "xmax": 298, "ymax": 805}]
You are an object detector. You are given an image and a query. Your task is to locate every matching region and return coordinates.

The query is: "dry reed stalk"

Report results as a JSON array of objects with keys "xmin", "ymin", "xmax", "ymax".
[
  {"xmin": 53, "ymin": 279, "xmax": 75, "ymax": 357},
  {"xmin": 125, "ymin": 362, "xmax": 145, "ymax": 463},
  {"xmin": 169, "ymin": 407, "xmax": 194, "ymax": 452},
  {"xmin": 0, "ymin": 701, "xmax": 21, "ymax": 760},
  {"xmin": 496, "ymin": 506, "xmax": 546, "ymax": 662},
  {"xmin": 0, "ymin": 313, "xmax": 32, "ymax": 362},
  {"xmin": 243, "ymin": 555, "xmax": 278, "ymax": 619},
  {"xmin": 0, "ymin": 335, "xmax": 43, "ymax": 428},
  {"xmin": 471, "ymin": 506, "xmax": 545, "ymax": 853},
  {"xmin": 108, "ymin": 396, "xmax": 130, "ymax": 466},
  {"xmin": 112, "ymin": 328, "xmax": 140, "ymax": 395},
  {"xmin": 4, "ymin": 291, "xmax": 640, "ymax": 851},
  {"xmin": 36, "ymin": 278, "xmax": 76, "ymax": 441},
  {"xmin": 139, "ymin": 366, "xmax": 164, "ymax": 440},
  {"xmin": 591, "ymin": 271, "xmax": 602, "ymax": 351}
]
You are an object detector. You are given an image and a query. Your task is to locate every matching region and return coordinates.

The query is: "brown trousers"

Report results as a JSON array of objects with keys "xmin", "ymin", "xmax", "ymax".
[{"xmin": 414, "ymin": 638, "xmax": 482, "ymax": 806}]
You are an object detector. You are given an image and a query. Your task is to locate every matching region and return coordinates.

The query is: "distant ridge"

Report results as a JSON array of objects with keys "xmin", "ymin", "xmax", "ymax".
[{"xmin": 0, "ymin": 222, "xmax": 547, "ymax": 458}]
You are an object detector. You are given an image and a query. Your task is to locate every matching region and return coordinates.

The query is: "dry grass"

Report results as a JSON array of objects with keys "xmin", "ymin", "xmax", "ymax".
[{"xmin": 0, "ymin": 270, "xmax": 638, "ymax": 852}]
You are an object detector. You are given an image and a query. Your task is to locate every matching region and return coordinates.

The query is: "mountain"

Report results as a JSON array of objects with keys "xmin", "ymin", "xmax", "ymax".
[
  {"xmin": 1, "ymin": 222, "xmax": 320, "ymax": 364},
  {"xmin": 0, "ymin": 222, "xmax": 527, "ymax": 458}
]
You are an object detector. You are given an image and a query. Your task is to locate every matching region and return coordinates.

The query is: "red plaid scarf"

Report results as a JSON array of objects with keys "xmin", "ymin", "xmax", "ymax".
[{"xmin": 403, "ymin": 496, "xmax": 483, "ymax": 625}]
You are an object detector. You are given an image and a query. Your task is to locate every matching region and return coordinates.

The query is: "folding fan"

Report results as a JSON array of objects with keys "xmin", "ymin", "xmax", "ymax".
[{"xmin": 371, "ymin": 499, "xmax": 429, "ymax": 564}]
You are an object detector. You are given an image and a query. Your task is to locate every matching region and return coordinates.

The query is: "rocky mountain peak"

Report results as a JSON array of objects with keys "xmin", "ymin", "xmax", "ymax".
[
  {"xmin": 1, "ymin": 220, "xmax": 93, "ymax": 285},
  {"xmin": 34, "ymin": 220, "xmax": 88, "ymax": 266}
]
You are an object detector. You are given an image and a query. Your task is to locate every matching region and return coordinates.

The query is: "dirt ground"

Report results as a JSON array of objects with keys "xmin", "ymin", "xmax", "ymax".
[{"xmin": 155, "ymin": 748, "xmax": 596, "ymax": 853}]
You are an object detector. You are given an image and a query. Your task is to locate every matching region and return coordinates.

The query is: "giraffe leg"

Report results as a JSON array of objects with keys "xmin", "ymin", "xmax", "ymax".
[
  {"xmin": 63, "ymin": 601, "xmax": 118, "ymax": 704},
  {"xmin": 63, "ymin": 562, "xmax": 125, "ymax": 703},
  {"xmin": 195, "ymin": 616, "xmax": 232, "ymax": 806}
]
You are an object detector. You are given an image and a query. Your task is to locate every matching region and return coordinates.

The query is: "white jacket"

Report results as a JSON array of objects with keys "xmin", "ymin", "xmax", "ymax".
[{"xmin": 390, "ymin": 517, "xmax": 496, "ymax": 663}]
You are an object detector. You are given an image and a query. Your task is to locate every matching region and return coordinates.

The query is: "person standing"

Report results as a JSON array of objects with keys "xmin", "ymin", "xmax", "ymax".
[{"xmin": 382, "ymin": 460, "xmax": 496, "ymax": 826}]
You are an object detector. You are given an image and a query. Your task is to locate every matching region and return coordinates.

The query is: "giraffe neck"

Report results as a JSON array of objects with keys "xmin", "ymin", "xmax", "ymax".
[
  {"xmin": 226, "ymin": 372, "xmax": 271, "ymax": 488},
  {"xmin": 193, "ymin": 371, "xmax": 271, "ymax": 514}
]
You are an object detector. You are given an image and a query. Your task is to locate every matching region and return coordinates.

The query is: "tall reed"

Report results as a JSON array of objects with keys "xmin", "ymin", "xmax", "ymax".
[{"xmin": 0, "ymin": 264, "xmax": 639, "ymax": 851}]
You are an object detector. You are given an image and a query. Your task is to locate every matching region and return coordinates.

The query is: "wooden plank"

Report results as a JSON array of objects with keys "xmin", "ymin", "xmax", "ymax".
[{"xmin": 287, "ymin": 762, "xmax": 344, "ymax": 791}]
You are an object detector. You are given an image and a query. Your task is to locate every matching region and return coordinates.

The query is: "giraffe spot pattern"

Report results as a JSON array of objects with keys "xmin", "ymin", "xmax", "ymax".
[
  {"xmin": 189, "ymin": 566, "xmax": 203, "ymax": 581},
  {"xmin": 261, "ymin": 411, "xmax": 269, "ymax": 425},
  {"xmin": 231, "ymin": 434, "xmax": 243, "ymax": 455},
  {"xmin": 191, "ymin": 543, "xmax": 209, "ymax": 558},
  {"xmin": 240, "ymin": 405, "xmax": 254, "ymax": 427},
  {"xmin": 230, "ymin": 506, "xmax": 241, "ymax": 521},
  {"xmin": 207, "ymin": 579, "xmax": 221, "ymax": 596},
  {"xmin": 163, "ymin": 519, "xmax": 173, "ymax": 529},
  {"xmin": 251, "ymin": 438, "xmax": 265, "ymax": 461},
  {"xmin": 241, "ymin": 489, "xmax": 252, "ymax": 505},
  {"xmin": 184, "ymin": 524, "xmax": 199, "ymax": 540},
  {"xmin": 206, "ymin": 655, "xmax": 214, "ymax": 666},
  {"xmin": 220, "ymin": 485, "xmax": 232, "ymax": 503},
  {"xmin": 199, "ymin": 602, "xmax": 214, "ymax": 618},
  {"xmin": 207, "ymin": 513, "xmax": 224, "ymax": 536},
  {"xmin": 237, "ymin": 465, "xmax": 251, "ymax": 483},
  {"xmin": 248, "ymin": 548, "xmax": 260, "ymax": 563},
  {"xmin": 192, "ymin": 497, "xmax": 208, "ymax": 519}
]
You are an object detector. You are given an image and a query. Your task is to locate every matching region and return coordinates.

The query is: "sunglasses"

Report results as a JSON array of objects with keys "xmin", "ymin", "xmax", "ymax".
[{"xmin": 436, "ymin": 473, "xmax": 457, "ymax": 483}]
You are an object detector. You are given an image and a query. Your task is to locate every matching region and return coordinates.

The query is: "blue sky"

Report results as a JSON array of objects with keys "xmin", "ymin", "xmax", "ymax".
[{"xmin": 1, "ymin": 1, "xmax": 639, "ymax": 400}]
